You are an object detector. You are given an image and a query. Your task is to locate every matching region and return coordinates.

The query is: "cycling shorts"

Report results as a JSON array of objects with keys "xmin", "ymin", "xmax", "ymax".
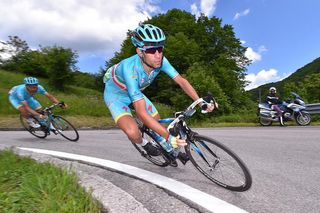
[
  {"xmin": 9, "ymin": 96, "xmax": 42, "ymax": 110},
  {"xmin": 103, "ymin": 83, "xmax": 158, "ymax": 123}
]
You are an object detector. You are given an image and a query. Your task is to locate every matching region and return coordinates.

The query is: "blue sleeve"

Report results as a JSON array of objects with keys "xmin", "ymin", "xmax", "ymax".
[
  {"xmin": 161, "ymin": 57, "xmax": 179, "ymax": 79},
  {"xmin": 122, "ymin": 64, "xmax": 144, "ymax": 102},
  {"xmin": 37, "ymin": 85, "xmax": 47, "ymax": 94}
]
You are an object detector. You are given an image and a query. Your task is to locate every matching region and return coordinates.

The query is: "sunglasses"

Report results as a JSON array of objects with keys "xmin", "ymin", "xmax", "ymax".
[{"xmin": 140, "ymin": 46, "xmax": 164, "ymax": 54}]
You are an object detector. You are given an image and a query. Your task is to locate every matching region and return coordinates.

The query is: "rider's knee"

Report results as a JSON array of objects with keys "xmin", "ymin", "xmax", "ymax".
[
  {"xmin": 125, "ymin": 128, "xmax": 141, "ymax": 143},
  {"xmin": 18, "ymin": 106, "xmax": 28, "ymax": 116}
]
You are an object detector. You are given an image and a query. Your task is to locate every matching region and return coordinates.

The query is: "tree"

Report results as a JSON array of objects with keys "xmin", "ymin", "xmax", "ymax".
[
  {"xmin": 103, "ymin": 9, "xmax": 252, "ymax": 112},
  {"xmin": 180, "ymin": 62, "xmax": 232, "ymax": 114},
  {"xmin": 0, "ymin": 36, "xmax": 29, "ymax": 56},
  {"xmin": 301, "ymin": 73, "xmax": 320, "ymax": 103},
  {"xmin": 41, "ymin": 46, "xmax": 78, "ymax": 91}
]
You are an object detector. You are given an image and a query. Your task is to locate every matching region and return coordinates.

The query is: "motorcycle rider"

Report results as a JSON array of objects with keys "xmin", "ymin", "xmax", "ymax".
[{"xmin": 266, "ymin": 87, "xmax": 284, "ymax": 125}]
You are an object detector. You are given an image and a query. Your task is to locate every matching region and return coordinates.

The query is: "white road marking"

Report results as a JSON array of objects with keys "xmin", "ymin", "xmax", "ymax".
[{"xmin": 18, "ymin": 147, "xmax": 247, "ymax": 213}]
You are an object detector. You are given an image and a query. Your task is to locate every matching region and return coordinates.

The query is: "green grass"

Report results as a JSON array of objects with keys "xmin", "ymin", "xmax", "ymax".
[
  {"xmin": 0, "ymin": 149, "xmax": 102, "ymax": 213},
  {"xmin": 0, "ymin": 69, "xmax": 109, "ymax": 117}
]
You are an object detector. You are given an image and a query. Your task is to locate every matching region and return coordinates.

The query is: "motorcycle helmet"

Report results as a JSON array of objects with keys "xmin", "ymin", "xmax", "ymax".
[{"xmin": 269, "ymin": 87, "xmax": 276, "ymax": 94}]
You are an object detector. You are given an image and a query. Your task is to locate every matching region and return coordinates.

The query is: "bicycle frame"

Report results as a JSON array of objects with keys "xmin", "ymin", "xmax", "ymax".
[
  {"xmin": 133, "ymin": 94, "xmax": 252, "ymax": 191},
  {"xmin": 35, "ymin": 104, "xmax": 59, "ymax": 132},
  {"xmin": 157, "ymin": 110, "xmax": 215, "ymax": 167}
]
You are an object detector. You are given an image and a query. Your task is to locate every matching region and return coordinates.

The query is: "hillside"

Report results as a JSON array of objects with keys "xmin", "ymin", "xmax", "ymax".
[
  {"xmin": 248, "ymin": 57, "xmax": 320, "ymax": 102},
  {"xmin": 0, "ymin": 70, "xmax": 108, "ymax": 116},
  {"xmin": 0, "ymin": 69, "xmax": 176, "ymax": 128}
]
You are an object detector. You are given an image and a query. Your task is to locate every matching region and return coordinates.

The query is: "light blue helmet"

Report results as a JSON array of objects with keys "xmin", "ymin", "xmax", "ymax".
[
  {"xmin": 131, "ymin": 24, "xmax": 166, "ymax": 48},
  {"xmin": 24, "ymin": 77, "xmax": 39, "ymax": 85}
]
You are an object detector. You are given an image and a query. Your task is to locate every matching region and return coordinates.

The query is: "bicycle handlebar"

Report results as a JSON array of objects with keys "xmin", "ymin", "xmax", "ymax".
[
  {"xmin": 43, "ymin": 102, "xmax": 65, "ymax": 112},
  {"xmin": 167, "ymin": 93, "xmax": 217, "ymax": 132}
]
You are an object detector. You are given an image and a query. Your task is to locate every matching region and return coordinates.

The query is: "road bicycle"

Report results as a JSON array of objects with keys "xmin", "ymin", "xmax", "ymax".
[
  {"xmin": 20, "ymin": 103, "xmax": 79, "ymax": 142},
  {"xmin": 132, "ymin": 94, "xmax": 252, "ymax": 192}
]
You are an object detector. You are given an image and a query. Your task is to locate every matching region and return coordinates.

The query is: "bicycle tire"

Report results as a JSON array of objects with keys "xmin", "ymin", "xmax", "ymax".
[
  {"xmin": 131, "ymin": 119, "xmax": 172, "ymax": 167},
  {"xmin": 20, "ymin": 115, "xmax": 47, "ymax": 139},
  {"xmin": 51, "ymin": 115, "xmax": 79, "ymax": 141},
  {"xmin": 185, "ymin": 134, "xmax": 252, "ymax": 192}
]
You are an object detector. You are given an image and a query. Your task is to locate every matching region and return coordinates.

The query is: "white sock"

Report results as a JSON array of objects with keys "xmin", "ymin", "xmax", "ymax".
[
  {"xmin": 141, "ymin": 138, "xmax": 149, "ymax": 146},
  {"xmin": 50, "ymin": 123, "xmax": 56, "ymax": 130}
]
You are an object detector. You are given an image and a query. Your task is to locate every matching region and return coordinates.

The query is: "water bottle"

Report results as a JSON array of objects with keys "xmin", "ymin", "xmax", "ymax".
[{"xmin": 149, "ymin": 131, "xmax": 173, "ymax": 152}]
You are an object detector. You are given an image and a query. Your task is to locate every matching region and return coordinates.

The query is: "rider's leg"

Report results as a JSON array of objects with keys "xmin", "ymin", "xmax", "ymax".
[
  {"xmin": 17, "ymin": 106, "xmax": 41, "ymax": 128},
  {"xmin": 272, "ymin": 105, "xmax": 284, "ymax": 125},
  {"xmin": 9, "ymin": 96, "xmax": 29, "ymax": 118},
  {"xmin": 117, "ymin": 115, "xmax": 161, "ymax": 156},
  {"xmin": 117, "ymin": 115, "xmax": 142, "ymax": 144},
  {"xmin": 17, "ymin": 106, "xmax": 30, "ymax": 118}
]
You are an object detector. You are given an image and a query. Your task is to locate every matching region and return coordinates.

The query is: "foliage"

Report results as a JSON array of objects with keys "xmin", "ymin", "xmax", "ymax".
[
  {"xmin": 172, "ymin": 62, "xmax": 232, "ymax": 113},
  {"xmin": 0, "ymin": 36, "xmax": 29, "ymax": 56},
  {"xmin": 0, "ymin": 70, "xmax": 109, "ymax": 117},
  {"xmin": 249, "ymin": 57, "xmax": 320, "ymax": 104},
  {"xmin": 0, "ymin": 36, "xmax": 79, "ymax": 91},
  {"xmin": 71, "ymin": 71, "xmax": 97, "ymax": 89},
  {"xmin": 41, "ymin": 46, "xmax": 78, "ymax": 91},
  {"xmin": 282, "ymin": 73, "xmax": 320, "ymax": 103},
  {"xmin": 103, "ymin": 9, "xmax": 252, "ymax": 114},
  {"xmin": 0, "ymin": 149, "xmax": 102, "ymax": 212}
]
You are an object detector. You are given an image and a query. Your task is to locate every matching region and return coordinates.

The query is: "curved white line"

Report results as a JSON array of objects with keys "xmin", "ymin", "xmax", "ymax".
[{"xmin": 18, "ymin": 147, "xmax": 247, "ymax": 213}]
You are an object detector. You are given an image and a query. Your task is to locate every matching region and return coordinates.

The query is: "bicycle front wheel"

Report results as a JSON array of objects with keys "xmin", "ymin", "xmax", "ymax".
[
  {"xmin": 51, "ymin": 116, "xmax": 79, "ymax": 141},
  {"xmin": 186, "ymin": 135, "xmax": 252, "ymax": 192},
  {"xmin": 20, "ymin": 115, "xmax": 47, "ymax": 139}
]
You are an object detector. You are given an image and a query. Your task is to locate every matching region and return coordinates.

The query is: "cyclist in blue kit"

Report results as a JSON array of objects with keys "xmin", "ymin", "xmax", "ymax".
[
  {"xmin": 103, "ymin": 24, "xmax": 214, "ymax": 164},
  {"xmin": 9, "ymin": 77, "xmax": 64, "ymax": 128}
]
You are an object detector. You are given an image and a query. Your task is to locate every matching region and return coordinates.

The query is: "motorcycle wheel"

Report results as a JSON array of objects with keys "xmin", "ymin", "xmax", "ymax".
[
  {"xmin": 295, "ymin": 113, "xmax": 311, "ymax": 126},
  {"xmin": 259, "ymin": 117, "xmax": 272, "ymax": 126}
]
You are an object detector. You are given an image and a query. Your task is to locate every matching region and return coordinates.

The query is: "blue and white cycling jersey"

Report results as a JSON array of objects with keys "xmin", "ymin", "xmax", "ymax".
[
  {"xmin": 103, "ymin": 54, "xmax": 179, "ymax": 122},
  {"xmin": 8, "ymin": 84, "xmax": 47, "ymax": 109}
]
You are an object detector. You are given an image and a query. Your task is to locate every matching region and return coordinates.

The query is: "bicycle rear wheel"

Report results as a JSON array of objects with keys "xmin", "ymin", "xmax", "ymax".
[
  {"xmin": 132, "ymin": 130, "xmax": 172, "ymax": 167},
  {"xmin": 20, "ymin": 115, "xmax": 47, "ymax": 139},
  {"xmin": 51, "ymin": 116, "xmax": 79, "ymax": 141},
  {"xmin": 132, "ymin": 119, "xmax": 171, "ymax": 167},
  {"xmin": 186, "ymin": 135, "xmax": 252, "ymax": 191}
]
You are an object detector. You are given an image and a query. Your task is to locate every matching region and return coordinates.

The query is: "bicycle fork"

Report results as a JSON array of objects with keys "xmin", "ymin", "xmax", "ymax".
[{"xmin": 191, "ymin": 141, "xmax": 220, "ymax": 170}]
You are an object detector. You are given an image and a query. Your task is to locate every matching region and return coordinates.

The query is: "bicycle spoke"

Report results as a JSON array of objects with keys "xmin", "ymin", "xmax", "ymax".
[
  {"xmin": 20, "ymin": 115, "xmax": 47, "ymax": 138},
  {"xmin": 51, "ymin": 116, "xmax": 79, "ymax": 141},
  {"xmin": 186, "ymin": 135, "xmax": 252, "ymax": 191},
  {"xmin": 131, "ymin": 121, "xmax": 171, "ymax": 167}
]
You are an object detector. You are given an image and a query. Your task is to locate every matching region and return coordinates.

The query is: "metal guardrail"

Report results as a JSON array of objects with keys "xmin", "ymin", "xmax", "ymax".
[{"xmin": 305, "ymin": 103, "xmax": 320, "ymax": 114}]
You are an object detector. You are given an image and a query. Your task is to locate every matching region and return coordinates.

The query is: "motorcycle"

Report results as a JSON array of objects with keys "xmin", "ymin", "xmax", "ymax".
[{"xmin": 257, "ymin": 92, "xmax": 311, "ymax": 126}]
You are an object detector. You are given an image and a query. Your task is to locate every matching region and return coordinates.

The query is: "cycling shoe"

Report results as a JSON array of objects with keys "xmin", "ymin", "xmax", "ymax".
[
  {"xmin": 143, "ymin": 142, "xmax": 161, "ymax": 156},
  {"xmin": 177, "ymin": 152, "xmax": 189, "ymax": 165}
]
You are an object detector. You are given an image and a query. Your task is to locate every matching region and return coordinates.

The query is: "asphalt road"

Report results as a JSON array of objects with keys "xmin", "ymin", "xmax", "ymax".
[{"xmin": 1, "ymin": 126, "xmax": 320, "ymax": 213}]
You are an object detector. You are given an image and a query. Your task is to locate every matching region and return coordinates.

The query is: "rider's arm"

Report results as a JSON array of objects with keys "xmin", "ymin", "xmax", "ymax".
[
  {"xmin": 173, "ymin": 75, "xmax": 215, "ymax": 112},
  {"xmin": 173, "ymin": 75, "xmax": 200, "ymax": 101},
  {"xmin": 44, "ymin": 93, "xmax": 60, "ymax": 104}
]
